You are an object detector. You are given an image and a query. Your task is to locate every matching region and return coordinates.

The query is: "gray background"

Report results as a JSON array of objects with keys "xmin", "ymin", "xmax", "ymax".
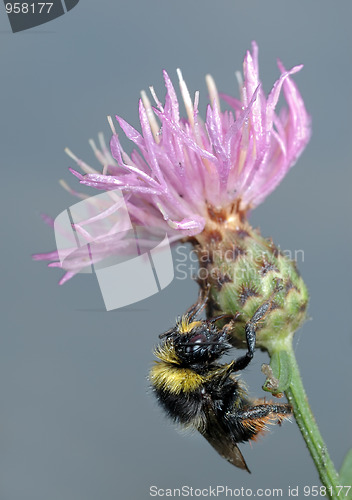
[{"xmin": 1, "ymin": 1, "xmax": 352, "ymax": 499}]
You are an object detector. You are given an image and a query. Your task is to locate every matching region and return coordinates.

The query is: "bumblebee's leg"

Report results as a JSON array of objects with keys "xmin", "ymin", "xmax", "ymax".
[
  {"xmin": 159, "ymin": 286, "xmax": 211, "ymax": 339},
  {"xmin": 238, "ymin": 403, "xmax": 292, "ymax": 420},
  {"xmin": 206, "ymin": 312, "xmax": 241, "ymax": 325},
  {"xmin": 159, "ymin": 325, "xmax": 178, "ymax": 339},
  {"xmin": 228, "ymin": 403, "xmax": 292, "ymax": 442},
  {"xmin": 185, "ymin": 284, "xmax": 210, "ymax": 321},
  {"xmin": 231, "ymin": 299, "xmax": 275, "ymax": 372}
]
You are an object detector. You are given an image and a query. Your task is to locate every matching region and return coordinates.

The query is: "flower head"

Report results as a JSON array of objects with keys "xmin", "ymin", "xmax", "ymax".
[
  {"xmin": 70, "ymin": 41, "xmax": 310, "ymax": 237},
  {"xmin": 35, "ymin": 42, "xmax": 310, "ymax": 282}
]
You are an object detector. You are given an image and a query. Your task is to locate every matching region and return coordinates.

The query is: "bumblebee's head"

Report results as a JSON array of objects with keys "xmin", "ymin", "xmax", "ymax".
[{"xmin": 160, "ymin": 315, "xmax": 233, "ymax": 367}]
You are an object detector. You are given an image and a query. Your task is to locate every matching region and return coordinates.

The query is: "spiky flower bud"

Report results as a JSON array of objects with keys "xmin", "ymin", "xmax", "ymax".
[{"xmin": 193, "ymin": 213, "xmax": 308, "ymax": 353}]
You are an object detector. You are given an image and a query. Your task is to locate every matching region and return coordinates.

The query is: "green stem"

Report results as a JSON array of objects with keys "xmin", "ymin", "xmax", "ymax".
[{"xmin": 270, "ymin": 342, "xmax": 341, "ymax": 499}]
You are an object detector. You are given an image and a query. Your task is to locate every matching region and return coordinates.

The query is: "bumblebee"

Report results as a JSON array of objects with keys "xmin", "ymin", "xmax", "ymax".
[{"xmin": 150, "ymin": 290, "xmax": 291, "ymax": 472}]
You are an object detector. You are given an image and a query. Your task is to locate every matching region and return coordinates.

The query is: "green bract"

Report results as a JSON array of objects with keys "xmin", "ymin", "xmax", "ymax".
[{"xmin": 195, "ymin": 224, "xmax": 308, "ymax": 353}]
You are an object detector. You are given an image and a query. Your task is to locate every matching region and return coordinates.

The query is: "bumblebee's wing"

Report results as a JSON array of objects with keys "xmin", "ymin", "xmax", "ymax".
[{"xmin": 200, "ymin": 413, "xmax": 250, "ymax": 472}]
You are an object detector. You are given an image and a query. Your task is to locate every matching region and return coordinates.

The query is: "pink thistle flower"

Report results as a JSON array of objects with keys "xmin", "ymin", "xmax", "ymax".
[{"xmin": 35, "ymin": 42, "xmax": 310, "ymax": 283}]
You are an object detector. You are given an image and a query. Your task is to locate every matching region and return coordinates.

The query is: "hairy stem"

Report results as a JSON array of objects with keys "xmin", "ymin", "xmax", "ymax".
[{"xmin": 270, "ymin": 343, "xmax": 342, "ymax": 499}]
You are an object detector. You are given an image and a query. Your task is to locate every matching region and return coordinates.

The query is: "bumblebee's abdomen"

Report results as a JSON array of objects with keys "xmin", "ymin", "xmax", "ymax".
[
  {"xmin": 155, "ymin": 386, "xmax": 204, "ymax": 425},
  {"xmin": 150, "ymin": 361, "xmax": 206, "ymax": 426}
]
